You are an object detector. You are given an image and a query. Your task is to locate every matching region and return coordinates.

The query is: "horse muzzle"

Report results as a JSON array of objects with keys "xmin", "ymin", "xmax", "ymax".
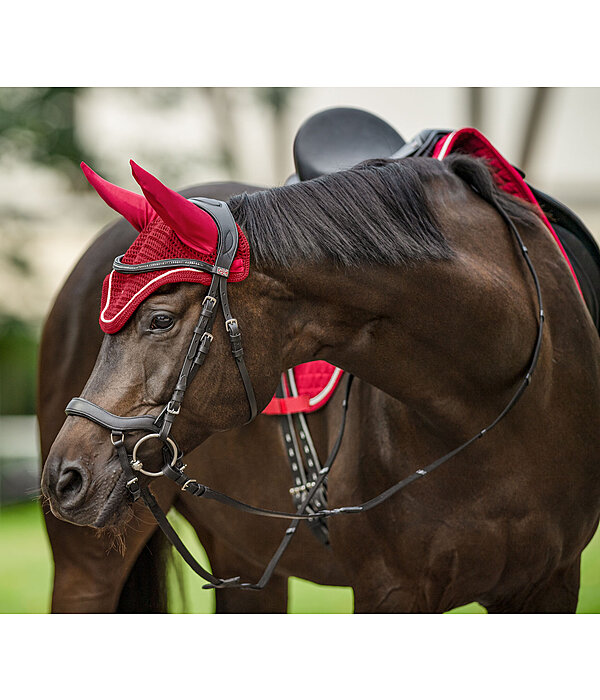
[{"xmin": 42, "ymin": 414, "xmax": 138, "ymax": 528}]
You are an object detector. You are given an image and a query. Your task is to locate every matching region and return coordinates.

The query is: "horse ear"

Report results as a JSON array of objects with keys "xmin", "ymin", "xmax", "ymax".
[
  {"xmin": 130, "ymin": 160, "xmax": 219, "ymax": 254},
  {"xmin": 80, "ymin": 162, "xmax": 156, "ymax": 232}
]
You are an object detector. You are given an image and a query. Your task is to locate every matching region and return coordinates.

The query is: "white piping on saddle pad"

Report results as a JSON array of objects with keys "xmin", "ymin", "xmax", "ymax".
[
  {"xmin": 436, "ymin": 131, "xmax": 457, "ymax": 160},
  {"xmin": 287, "ymin": 366, "xmax": 343, "ymax": 407},
  {"xmin": 308, "ymin": 367, "xmax": 342, "ymax": 407}
]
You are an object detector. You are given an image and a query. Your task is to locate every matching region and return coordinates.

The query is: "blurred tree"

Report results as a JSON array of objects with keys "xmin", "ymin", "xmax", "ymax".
[
  {"xmin": 0, "ymin": 316, "xmax": 38, "ymax": 414},
  {"xmin": 0, "ymin": 87, "xmax": 92, "ymax": 188},
  {"xmin": 202, "ymin": 87, "xmax": 238, "ymax": 177},
  {"xmin": 468, "ymin": 87, "xmax": 484, "ymax": 130},
  {"xmin": 519, "ymin": 87, "xmax": 554, "ymax": 174},
  {"xmin": 465, "ymin": 86, "xmax": 556, "ymax": 175}
]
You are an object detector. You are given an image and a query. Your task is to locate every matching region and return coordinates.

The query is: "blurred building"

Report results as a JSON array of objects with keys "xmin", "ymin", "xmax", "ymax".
[{"xmin": 1, "ymin": 87, "xmax": 600, "ymax": 325}]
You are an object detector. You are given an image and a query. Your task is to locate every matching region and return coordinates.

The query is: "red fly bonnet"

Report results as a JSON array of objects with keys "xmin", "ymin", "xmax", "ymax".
[{"xmin": 81, "ymin": 161, "xmax": 250, "ymax": 334}]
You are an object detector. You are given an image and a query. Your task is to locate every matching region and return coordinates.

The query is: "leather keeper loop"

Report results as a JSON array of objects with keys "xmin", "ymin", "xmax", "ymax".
[
  {"xmin": 125, "ymin": 476, "xmax": 141, "ymax": 500},
  {"xmin": 182, "ymin": 480, "xmax": 206, "ymax": 496},
  {"xmin": 161, "ymin": 461, "xmax": 185, "ymax": 484},
  {"xmin": 200, "ymin": 296, "xmax": 217, "ymax": 319},
  {"xmin": 227, "ymin": 320, "xmax": 243, "ymax": 355},
  {"xmin": 198, "ymin": 332, "xmax": 213, "ymax": 355}
]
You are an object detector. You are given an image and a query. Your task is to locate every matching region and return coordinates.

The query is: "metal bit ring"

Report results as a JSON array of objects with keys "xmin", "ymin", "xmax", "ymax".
[{"xmin": 130, "ymin": 433, "xmax": 178, "ymax": 477}]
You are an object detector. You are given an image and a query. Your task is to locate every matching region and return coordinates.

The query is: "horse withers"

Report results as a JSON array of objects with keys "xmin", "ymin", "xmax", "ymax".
[{"xmin": 41, "ymin": 154, "xmax": 600, "ymax": 612}]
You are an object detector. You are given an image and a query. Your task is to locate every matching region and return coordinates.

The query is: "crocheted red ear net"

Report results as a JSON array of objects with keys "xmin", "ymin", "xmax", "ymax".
[
  {"xmin": 100, "ymin": 219, "xmax": 249, "ymax": 333},
  {"xmin": 82, "ymin": 163, "xmax": 250, "ymax": 334}
]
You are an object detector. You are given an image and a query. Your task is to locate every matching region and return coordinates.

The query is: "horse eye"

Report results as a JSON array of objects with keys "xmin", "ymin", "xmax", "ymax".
[{"xmin": 149, "ymin": 314, "xmax": 174, "ymax": 331}]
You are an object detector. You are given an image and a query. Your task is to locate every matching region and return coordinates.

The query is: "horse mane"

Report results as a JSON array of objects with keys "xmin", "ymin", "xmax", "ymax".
[{"xmin": 228, "ymin": 155, "xmax": 542, "ymax": 269}]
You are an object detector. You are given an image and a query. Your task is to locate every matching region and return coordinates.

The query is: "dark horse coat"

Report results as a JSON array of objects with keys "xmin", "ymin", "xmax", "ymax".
[{"xmin": 40, "ymin": 157, "xmax": 600, "ymax": 612}]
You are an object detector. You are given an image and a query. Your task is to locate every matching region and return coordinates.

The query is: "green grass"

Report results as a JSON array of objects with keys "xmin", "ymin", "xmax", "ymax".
[
  {"xmin": 0, "ymin": 501, "xmax": 53, "ymax": 613},
  {"xmin": 166, "ymin": 511, "xmax": 354, "ymax": 613},
  {"xmin": 1, "ymin": 500, "xmax": 599, "ymax": 613}
]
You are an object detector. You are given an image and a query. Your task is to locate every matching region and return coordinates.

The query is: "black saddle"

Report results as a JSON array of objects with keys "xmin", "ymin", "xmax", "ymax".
[
  {"xmin": 292, "ymin": 108, "xmax": 600, "ymax": 332},
  {"xmin": 292, "ymin": 107, "xmax": 406, "ymax": 182}
]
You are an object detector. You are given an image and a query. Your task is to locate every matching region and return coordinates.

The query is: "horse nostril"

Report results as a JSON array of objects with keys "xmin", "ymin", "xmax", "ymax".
[{"xmin": 55, "ymin": 465, "xmax": 88, "ymax": 506}]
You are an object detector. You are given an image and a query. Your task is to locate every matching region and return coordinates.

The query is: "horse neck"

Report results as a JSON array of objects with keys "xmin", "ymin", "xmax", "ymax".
[{"xmin": 257, "ymin": 241, "xmax": 544, "ymax": 442}]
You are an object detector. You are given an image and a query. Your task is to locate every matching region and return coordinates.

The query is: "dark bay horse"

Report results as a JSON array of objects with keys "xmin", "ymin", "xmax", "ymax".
[
  {"xmin": 41, "ymin": 156, "xmax": 600, "ymax": 612},
  {"xmin": 39, "ymin": 183, "xmax": 351, "ymax": 613}
]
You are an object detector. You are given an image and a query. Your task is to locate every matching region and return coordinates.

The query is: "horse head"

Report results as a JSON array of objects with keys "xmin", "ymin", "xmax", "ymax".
[{"xmin": 42, "ymin": 162, "xmax": 285, "ymax": 528}]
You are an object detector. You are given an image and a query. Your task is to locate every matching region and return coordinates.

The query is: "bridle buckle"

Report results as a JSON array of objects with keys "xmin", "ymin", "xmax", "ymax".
[{"xmin": 166, "ymin": 401, "xmax": 180, "ymax": 416}]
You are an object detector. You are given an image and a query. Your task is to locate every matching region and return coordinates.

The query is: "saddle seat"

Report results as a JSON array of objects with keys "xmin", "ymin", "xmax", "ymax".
[{"xmin": 292, "ymin": 106, "xmax": 406, "ymax": 182}]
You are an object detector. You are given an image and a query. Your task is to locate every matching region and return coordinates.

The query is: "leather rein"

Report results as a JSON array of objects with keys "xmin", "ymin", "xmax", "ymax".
[{"xmin": 65, "ymin": 192, "xmax": 544, "ymax": 591}]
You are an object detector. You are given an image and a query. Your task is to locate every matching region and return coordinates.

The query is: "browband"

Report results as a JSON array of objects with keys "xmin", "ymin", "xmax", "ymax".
[{"xmin": 112, "ymin": 255, "xmax": 229, "ymax": 278}]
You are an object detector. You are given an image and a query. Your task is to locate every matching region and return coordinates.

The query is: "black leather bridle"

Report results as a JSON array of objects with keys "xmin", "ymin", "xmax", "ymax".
[{"xmin": 64, "ymin": 191, "xmax": 545, "ymax": 591}]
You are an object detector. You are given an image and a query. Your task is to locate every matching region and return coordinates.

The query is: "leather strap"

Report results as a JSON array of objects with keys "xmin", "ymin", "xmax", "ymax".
[
  {"xmin": 113, "ymin": 254, "xmax": 228, "ymax": 277},
  {"xmin": 139, "ymin": 484, "xmax": 239, "ymax": 588},
  {"xmin": 66, "ymin": 398, "xmax": 159, "ymax": 433},
  {"xmin": 278, "ymin": 373, "xmax": 329, "ymax": 544}
]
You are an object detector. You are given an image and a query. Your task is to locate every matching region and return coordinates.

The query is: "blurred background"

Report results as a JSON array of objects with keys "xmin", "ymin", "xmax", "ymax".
[{"xmin": 1, "ymin": 86, "xmax": 600, "ymax": 613}]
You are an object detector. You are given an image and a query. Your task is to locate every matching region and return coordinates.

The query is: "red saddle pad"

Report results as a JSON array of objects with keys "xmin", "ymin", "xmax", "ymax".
[
  {"xmin": 262, "ymin": 361, "xmax": 343, "ymax": 415},
  {"xmin": 434, "ymin": 128, "xmax": 582, "ymax": 296}
]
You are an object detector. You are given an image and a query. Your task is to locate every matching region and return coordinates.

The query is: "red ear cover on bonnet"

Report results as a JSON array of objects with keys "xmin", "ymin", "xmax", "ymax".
[
  {"xmin": 83, "ymin": 160, "xmax": 251, "ymax": 335},
  {"xmin": 130, "ymin": 159, "xmax": 219, "ymax": 255},
  {"xmin": 80, "ymin": 162, "xmax": 157, "ymax": 232}
]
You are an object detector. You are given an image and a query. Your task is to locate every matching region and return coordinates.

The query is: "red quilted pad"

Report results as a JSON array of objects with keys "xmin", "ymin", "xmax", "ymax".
[
  {"xmin": 434, "ymin": 128, "xmax": 582, "ymax": 297},
  {"xmin": 262, "ymin": 361, "xmax": 343, "ymax": 415}
]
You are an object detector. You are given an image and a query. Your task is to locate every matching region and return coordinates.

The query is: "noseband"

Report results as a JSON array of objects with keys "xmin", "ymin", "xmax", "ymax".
[{"xmin": 64, "ymin": 192, "xmax": 545, "ymax": 592}]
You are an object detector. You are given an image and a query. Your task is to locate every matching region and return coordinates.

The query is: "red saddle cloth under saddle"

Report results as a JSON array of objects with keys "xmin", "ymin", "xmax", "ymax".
[
  {"xmin": 262, "ymin": 361, "xmax": 343, "ymax": 415},
  {"xmin": 433, "ymin": 128, "xmax": 582, "ymax": 296},
  {"xmin": 263, "ymin": 127, "xmax": 583, "ymax": 416}
]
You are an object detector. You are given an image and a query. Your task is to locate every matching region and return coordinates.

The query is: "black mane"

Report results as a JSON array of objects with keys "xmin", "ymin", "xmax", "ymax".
[{"xmin": 228, "ymin": 155, "xmax": 541, "ymax": 269}]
